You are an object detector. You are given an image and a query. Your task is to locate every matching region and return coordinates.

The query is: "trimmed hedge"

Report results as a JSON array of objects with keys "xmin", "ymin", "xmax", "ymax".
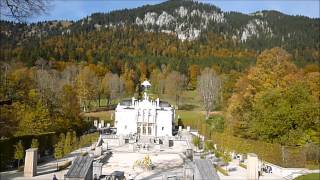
[
  {"xmin": 210, "ymin": 132, "xmax": 308, "ymax": 168},
  {"xmin": 180, "ymin": 116, "xmax": 319, "ymax": 168}
]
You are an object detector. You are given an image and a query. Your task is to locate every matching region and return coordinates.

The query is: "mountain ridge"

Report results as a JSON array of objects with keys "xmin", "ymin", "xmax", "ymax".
[{"xmin": 0, "ymin": 0, "xmax": 319, "ymax": 65}]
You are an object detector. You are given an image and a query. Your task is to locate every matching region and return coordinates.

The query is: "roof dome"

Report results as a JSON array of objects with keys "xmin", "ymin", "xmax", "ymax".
[{"xmin": 141, "ymin": 80, "xmax": 151, "ymax": 87}]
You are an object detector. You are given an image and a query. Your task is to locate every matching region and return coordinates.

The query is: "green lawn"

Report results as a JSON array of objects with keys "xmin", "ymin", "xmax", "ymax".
[
  {"xmin": 294, "ymin": 173, "xmax": 320, "ymax": 180},
  {"xmin": 176, "ymin": 110, "xmax": 206, "ymax": 128},
  {"xmin": 158, "ymin": 90, "xmax": 202, "ymax": 110},
  {"xmin": 82, "ymin": 110, "xmax": 114, "ymax": 120}
]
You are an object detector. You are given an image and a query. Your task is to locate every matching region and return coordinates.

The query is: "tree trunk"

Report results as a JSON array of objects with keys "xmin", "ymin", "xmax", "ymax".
[
  {"xmin": 98, "ymin": 94, "xmax": 101, "ymax": 107},
  {"xmin": 17, "ymin": 159, "xmax": 20, "ymax": 169},
  {"xmin": 206, "ymin": 110, "xmax": 209, "ymax": 120}
]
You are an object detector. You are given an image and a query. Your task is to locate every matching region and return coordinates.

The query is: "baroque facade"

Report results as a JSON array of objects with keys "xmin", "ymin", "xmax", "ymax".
[{"xmin": 115, "ymin": 81, "xmax": 174, "ymax": 137}]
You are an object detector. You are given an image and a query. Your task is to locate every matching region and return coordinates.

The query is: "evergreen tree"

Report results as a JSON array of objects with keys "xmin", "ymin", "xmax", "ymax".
[
  {"xmin": 14, "ymin": 140, "xmax": 24, "ymax": 169},
  {"xmin": 71, "ymin": 131, "xmax": 78, "ymax": 149},
  {"xmin": 30, "ymin": 138, "xmax": 39, "ymax": 149},
  {"xmin": 54, "ymin": 134, "xmax": 65, "ymax": 171},
  {"xmin": 64, "ymin": 132, "xmax": 72, "ymax": 155}
]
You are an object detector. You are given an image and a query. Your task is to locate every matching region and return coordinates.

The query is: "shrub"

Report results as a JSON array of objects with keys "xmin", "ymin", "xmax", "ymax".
[
  {"xmin": 239, "ymin": 163, "xmax": 247, "ymax": 169},
  {"xmin": 192, "ymin": 136, "xmax": 201, "ymax": 150},
  {"xmin": 81, "ymin": 152, "xmax": 88, "ymax": 156},
  {"xmin": 214, "ymin": 165, "xmax": 228, "ymax": 176}
]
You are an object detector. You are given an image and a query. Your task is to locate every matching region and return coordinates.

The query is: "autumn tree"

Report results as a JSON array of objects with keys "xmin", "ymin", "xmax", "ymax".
[
  {"xmin": 165, "ymin": 71, "xmax": 187, "ymax": 106},
  {"xmin": 227, "ymin": 47, "xmax": 320, "ymax": 146},
  {"xmin": 76, "ymin": 66, "xmax": 98, "ymax": 111},
  {"xmin": 188, "ymin": 64, "xmax": 200, "ymax": 89},
  {"xmin": 197, "ymin": 68, "xmax": 222, "ymax": 119},
  {"xmin": 121, "ymin": 64, "xmax": 138, "ymax": 95},
  {"xmin": 107, "ymin": 73, "xmax": 124, "ymax": 102},
  {"xmin": 16, "ymin": 99, "xmax": 52, "ymax": 136},
  {"xmin": 248, "ymin": 82, "xmax": 319, "ymax": 145},
  {"xmin": 150, "ymin": 68, "xmax": 166, "ymax": 95}
]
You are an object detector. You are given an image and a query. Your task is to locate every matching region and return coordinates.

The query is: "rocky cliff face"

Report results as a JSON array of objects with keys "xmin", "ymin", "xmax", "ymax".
[{"xmin": 132, "ymin": 6, "xmax": 226, "ymax": 40}]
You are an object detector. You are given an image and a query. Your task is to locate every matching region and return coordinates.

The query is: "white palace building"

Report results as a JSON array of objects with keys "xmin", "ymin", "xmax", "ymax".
[{"xmin": 115, "ymin": 80, "xmax": 174, "ymax": 137}]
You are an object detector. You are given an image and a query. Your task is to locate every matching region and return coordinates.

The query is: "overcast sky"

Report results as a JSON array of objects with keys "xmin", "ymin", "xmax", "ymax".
[{"xmin": 2, "ymin": 0, "xmax": 320, "ymax": 22}]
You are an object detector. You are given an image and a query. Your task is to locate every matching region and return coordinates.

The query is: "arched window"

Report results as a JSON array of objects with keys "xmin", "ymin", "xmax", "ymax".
[{"xmin": 137, "ymin": 127, "xmax": 141, "ymax": 134}]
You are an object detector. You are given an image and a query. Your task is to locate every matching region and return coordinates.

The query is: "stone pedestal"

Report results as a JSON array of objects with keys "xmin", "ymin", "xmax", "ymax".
[
  {"xmin": 187, "ymin": 126, "xmax": 190, "ymax": 132},
  {"xmin": 128, "ymin": 143, "xmax": 135, "ymax": 152},
  {"xmin": 239, "ymin": 154, "xmax": 244, "ymax": 162},
  {"xmin": 102, "ymin": 142, "xmax": 108, "ymax": 150},
  {"xmin": 184, "ymin": 164, "xmax": 194, "ymax": 180},
  {"xmin": 118, "ymin": 135, "xmax": 125, "ymax": 146},
  {"xmin": 186, "ymin": 149, "xmax": 193, "ymax": 160},
  {"xmin": 93, "ymin": 162, "xmax": 103, "ymax": 179},
  {"xmin": 107, "ymin": 123, "xmax": 110, "ymax": 128},
  {"xmin": 101, "ymin": 120, "xmax": 104, "ymax": 128},
  {"xmin": 24, "ymin": 148, "xmax": 37, "ymax": 177},
  {"xmin": 94, "ymin": 120, "xmax": 98, "ymax": 128},
  {"xmin": 91, "ymin": 143, "xmax": 95, "ymax": 150},
  {"xmin": 94, "ymin": 146, "xmax": 102, "ymax": 156},
  {"xmin": 178, "ymin": 126, "xmax": 182, "ymax": 131},
  {"xmin": 163, "ymin": 136, "xmax": 169, "ymax": 147},
  {"xmin": 155, "ymin": 144, "xmax": 161, "ymax": 151},
  {"xmin": 247, "ymin": 153, "xmax": 259, "ymax": 180}
]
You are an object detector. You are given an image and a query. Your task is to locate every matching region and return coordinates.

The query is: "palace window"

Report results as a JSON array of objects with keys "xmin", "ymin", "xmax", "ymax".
[
  {"xmin": 137, "ymin": 127, "xmax": 141, "ymax": 134},
  {"xmin": 148, "ymin": 127, "xmax": 152, "ymax": 135},
  {"xmin": 143, "ymin": 126, "xmax": 146, "ymax": 135}
]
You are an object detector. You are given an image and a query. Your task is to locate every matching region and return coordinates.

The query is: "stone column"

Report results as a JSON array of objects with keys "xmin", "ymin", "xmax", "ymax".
[
  {"xmin": 146, "ymin": 124, "xmax": 148, "ymax": 136},
  {"xmin": 247, "ymin": 153, "xmax": 259, "ymax": 180},
  {"xmin": 93, "ymin": 162, "xmax": 103, "ymax": 179},
  {"xmin": 24, "ymin": 148, "xmax": 37, "ymax": 177}
]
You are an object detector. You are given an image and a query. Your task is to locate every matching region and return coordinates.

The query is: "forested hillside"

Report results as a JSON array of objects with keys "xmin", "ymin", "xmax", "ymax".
[{"xmin": 1, "ymin": 0, "xmax": 319, "ymax": 66}]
